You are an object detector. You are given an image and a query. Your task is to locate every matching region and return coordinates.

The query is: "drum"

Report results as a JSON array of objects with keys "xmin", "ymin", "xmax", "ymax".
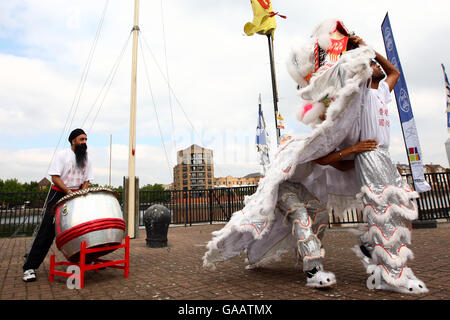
[{"xmin": 53, "ymin": 187, "xmax": 125, "ymax": 262}]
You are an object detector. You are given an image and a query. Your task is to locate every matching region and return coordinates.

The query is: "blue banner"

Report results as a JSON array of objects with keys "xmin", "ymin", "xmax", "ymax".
[
  {"xmin": 381, "ymin": 15, "xmax": 413, "ymax": 123},
  {"xmin": 255, "ymin": 94, "xmax": 270, "ymax": 173},
  {"xmin": 442, "ymin": 64, "xmax": 450, "ymax": 132},
  {"xmin": 381, "ymin": 13, "xmax": 430, "ymax": 193},
  {"xmin": 448, "ymin": 112, "xmax": 450, "ymax": 131}
]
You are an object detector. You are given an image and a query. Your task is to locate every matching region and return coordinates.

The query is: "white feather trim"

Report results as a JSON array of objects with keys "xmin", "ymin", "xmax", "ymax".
[
  {"xmin": 362, "ymin": 201, "xmax": 418, "ymax": 225},
  {"xmin": 286, "ymin": 40, "xmax": 316, "ymax": 88},
  {"xmin": 372, "ymin": 245, "xmax": 414, "ymax": 269},
  {"xmin": 203, "ymin": 45, "xmax": 375, "ymax": 269},
  {"xmin": 359, "ymin": 225, "xmax": 412, "ymax": 247},
  {"xmin": 297, "ymin": 101, "xmax": 325, "ymax": 125},
  {"xmin": 311, "ymin": 18, "xmax": 339, "ymax": 51},
  {"xmin": 327, "ymin": 194, "xmax": 364, "ymax": 219},
  {"xmin": 358, "ymin": 185, "xmax": 419, "ymax": 206}
]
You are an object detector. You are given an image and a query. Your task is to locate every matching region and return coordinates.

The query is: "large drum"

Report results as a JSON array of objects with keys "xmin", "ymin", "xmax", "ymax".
[{"xmin": 53, "ymin": 187, "xmax": 125, "ymax": 262}]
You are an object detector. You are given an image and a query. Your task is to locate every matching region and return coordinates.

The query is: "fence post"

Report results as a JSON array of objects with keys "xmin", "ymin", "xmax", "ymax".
[
  {"xmin": 208, "ymin": 189, "xmax": 213, "ymax": 224},
  {"xmin": 183, "ymin": 191, "xmax": 187, "ymax": 227},
  {"xmin": 411, "ymin": 173, "xmax": 437, "ymax": 229},
  {"xmin": 188, "ymin": 191, "xmax": 192, "ymax": 226},
  {"xmin": 227, "ymin": 188, "xmax": 232, "ymax": 220}
]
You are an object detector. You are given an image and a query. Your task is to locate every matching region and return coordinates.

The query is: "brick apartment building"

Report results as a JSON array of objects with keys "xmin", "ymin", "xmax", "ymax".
[
  {"xmin": 214, "ymin": 172, "xmax": 263, "ymax": 187},
  {"xmin": 173, "ymin": 144, "xmax": 214, "ymax": 191}
]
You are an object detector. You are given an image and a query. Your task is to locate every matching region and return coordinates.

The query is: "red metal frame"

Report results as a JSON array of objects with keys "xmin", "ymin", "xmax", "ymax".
[{"xmin": 49, "ymin": 236, "xmax": 130, "ymax": 289}]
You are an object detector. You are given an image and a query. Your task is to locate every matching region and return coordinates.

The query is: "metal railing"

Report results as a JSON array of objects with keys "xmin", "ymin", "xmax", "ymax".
[
  {"xmin": 0, "ymin": 191, "xmax": 48, "ymax": 237},
  {"xmin": 1, "ymin": 172, "xmax": 448, "ymax": 237},
  {"xmin": 138, "ymin": 186, "xmax": 256, "ymax": 226},
  {"xmin": 414, "ymin": 172, "xmax": 450, "ymax": 220},
  {"xmin": 329, "ymin": 172, "xmax": 450, "ymax": 225}
]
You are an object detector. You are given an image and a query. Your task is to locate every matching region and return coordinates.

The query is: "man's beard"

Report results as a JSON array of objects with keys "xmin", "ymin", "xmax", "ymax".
[
  {"xmin": 74, "ymin": 143, "xmax": 88, "ymax": 168},
  {"xmin": 372, "ymin": 70, "xmax": 385, "ymax": 82}
]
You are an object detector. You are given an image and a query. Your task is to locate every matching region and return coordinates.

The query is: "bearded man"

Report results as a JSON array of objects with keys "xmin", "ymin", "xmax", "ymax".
[{"xmin": 22, "ymin": 128, "xmax": 94, "ymax": 282}]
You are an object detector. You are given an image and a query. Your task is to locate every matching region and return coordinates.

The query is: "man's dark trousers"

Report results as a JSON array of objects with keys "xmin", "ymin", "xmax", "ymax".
[{"xmin": 23, "ymin": 188, "xmax": 66, "ymax": 271}]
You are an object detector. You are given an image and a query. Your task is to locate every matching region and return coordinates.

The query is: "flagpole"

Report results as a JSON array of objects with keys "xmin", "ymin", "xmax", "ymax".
[
  {"xmin": 266, "ymin": 33, "xmax": 280, "ymax": 146},
  {"xmin": 127, "ymin": 0, "xmax": 139, "ymax": 239},
  {"xmin": 109, "ymin": 134, "xmax": 112, "ymax": 187}
]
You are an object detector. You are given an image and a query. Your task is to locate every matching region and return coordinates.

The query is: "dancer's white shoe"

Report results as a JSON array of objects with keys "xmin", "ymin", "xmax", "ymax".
[{"xmin": 305, "ymin": 267, "xmax": 336, "ymax": 288}]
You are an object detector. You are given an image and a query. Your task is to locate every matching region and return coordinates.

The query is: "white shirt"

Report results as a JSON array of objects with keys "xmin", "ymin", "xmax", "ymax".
[
  {"xmin": 360, "ymin": 80, "xmax": 392, "ymax": 148},
  {"xmin": 48, "ymin": 148, "xmax": 94, "ymax": 189}
]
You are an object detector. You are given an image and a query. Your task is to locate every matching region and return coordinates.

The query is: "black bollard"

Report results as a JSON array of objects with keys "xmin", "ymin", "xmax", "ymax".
[{"xmin": 143, "ymin": 204, "xmax": 171, "ymax": 248}]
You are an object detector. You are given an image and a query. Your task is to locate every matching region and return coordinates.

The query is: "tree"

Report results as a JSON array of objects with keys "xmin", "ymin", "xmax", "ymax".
[
  {"xmin": 0, "ymin": 179, "xmax": 24, "ymax": 193},
  {"xmin": 23, "ymin": 181, "xmax": 40, "ymax": 192},
  {"xmin": 140, "ymin": 183, "xmax": 169, "ymax": 204},
  {"xmin": 140, "ymin": 183, "xmax": 165, "ymax": 192},
  {"xmin": 0, "ymin": 179, "xmax": 45, "ymax": 193}
]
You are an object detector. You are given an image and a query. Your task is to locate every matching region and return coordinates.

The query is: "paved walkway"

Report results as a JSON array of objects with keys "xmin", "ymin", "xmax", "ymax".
[{"xmin": 0, "ymin": 222, "xmax": 449, "ymax": 301}]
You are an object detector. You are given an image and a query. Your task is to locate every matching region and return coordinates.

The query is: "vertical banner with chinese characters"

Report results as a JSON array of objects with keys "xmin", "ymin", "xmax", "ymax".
[{"xmin": 381, "ymin": 13, "xmax": 430, "ymax": 193}]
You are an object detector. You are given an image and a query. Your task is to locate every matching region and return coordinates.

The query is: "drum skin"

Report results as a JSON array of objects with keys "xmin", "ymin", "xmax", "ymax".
[{"xmin": 53, "ymin": 188, "xmax": 125, "ymax": 262}]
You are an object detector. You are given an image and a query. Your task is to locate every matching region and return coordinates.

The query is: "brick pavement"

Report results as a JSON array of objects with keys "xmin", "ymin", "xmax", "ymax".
[{"xmin": 0, "ymin": 222, "xmax": 449, "ymax": 301}]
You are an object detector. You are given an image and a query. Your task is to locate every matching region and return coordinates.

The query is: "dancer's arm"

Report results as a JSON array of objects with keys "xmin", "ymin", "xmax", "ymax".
[
  {"xmin": 313, "ymin": 139, "xmax": 378, "ymax": 171},
  {"xmin": 350, "ymin": 36, "xmax": 400, "ymax": 91},
  {"xmin": 372, "ymin": 50, "xmax": 400, "ymax": 92}
]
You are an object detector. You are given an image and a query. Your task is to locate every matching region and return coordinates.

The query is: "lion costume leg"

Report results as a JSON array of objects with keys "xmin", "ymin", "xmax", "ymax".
[
  {"xmin": 278, "ymin": 181, "xmax": 336, "ymax": 288},
  {"xmin": 354, "ymin": 148, "xmax": 428, "ymax": 294}
]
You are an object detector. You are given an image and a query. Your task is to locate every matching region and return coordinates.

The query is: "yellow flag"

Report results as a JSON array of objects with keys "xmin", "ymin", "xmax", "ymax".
[{"xmin": 244, "ymin": 0, "xmax": 285, "ymax": 37}]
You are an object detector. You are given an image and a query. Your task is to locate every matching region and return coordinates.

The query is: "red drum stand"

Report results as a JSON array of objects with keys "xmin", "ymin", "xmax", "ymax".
[{"xmin": 49, "ymin": 236, "xmax": 130, "ymax": 289}]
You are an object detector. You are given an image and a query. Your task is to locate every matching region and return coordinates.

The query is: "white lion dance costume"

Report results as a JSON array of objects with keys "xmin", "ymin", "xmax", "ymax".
[{"xmin": 203, "ymin": 19, "xmax": 428, "ymax": 293}]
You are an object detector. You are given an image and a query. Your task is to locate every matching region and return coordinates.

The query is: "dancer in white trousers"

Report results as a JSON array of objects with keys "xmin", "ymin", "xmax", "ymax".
[{"xmin": 351, "ymin": 38, "xmax": 428, "ymax": 293}]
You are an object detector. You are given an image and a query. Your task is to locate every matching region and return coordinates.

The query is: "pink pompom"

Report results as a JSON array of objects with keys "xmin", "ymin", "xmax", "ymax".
[
  {"xmin": 297, "ymin": 101, "xmax": 326, "ymax": 125},
  {"xmin": 302, "ymin": 103, "xmax": 314, "ymax": 118}
]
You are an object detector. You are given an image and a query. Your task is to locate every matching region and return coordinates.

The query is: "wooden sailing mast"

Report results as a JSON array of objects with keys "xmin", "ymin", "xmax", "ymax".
[{"xmin": 127, "ymin": 0, "xmax": 140, "ymax": 238}]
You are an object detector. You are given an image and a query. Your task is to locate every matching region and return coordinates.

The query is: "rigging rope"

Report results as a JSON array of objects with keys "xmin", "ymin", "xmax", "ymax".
[
  {"xmin": 46, "ymin": 0, "xmax": 110, "ymax": 178},
  {"xmin": 15, "ymin": 1, "xmax": 110, "ymax": 241},
  {"xmin": 68, "ymin": 0, "xmax": 109, "ymax": 132},
  {"xmin": 159, "ymin": 0, "xmax": 177, "ymax": 157},
  {"xmin": 82, "ymin": 32, "xmax": 132, "ymax": 133},
  {"xmin": 140, "ymin": 31, "xmax": 227, "ymax": 177},
  {"xmin": 140, "ymin": 32, "xmax": 201, "ymax": 139},
  {"xmin": 139, "ymin": 37, "xmax": 173, "ymax": 176}
]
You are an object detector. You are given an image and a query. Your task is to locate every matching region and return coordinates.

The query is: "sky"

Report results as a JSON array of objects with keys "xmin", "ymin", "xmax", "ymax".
[{"xmin": 0, "ymin": 0, "xmax": 449, "ymax": 188}]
